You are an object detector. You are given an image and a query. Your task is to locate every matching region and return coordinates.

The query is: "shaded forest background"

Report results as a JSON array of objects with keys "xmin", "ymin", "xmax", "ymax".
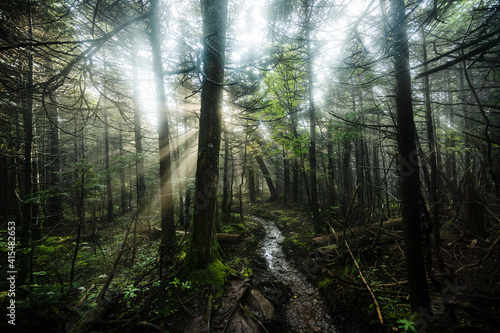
[{"xmin": 0, "ymin": 0, "xmax": 499, "ymax": 332}]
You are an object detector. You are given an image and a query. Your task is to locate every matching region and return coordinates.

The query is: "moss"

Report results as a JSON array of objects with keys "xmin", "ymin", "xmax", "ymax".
[
  {"xmin": 177, "ymin": 251, "xmax": 186, "ymax": 261},
  {"xmin": 283, "ymin": 233, "xmax": 310, "ymax": 252},
  {"xmin": 221, "ymin": 222, "xmax": 247, "ymax": 234},
  {"xmin": 278, "ymin": 215, "xmax": 297, "ymax": 227},
  {"xmin": 185, "ymin": 260, "xmax": 234, "ymax": 298},
  {"xmin": 318, "ymin": 278, "xmax": 333, "ymax": 290}
]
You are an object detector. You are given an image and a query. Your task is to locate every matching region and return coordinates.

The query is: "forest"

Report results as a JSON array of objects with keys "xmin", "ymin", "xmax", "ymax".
[{"xmin": 0, "ymin": 0, "xmax": 499, "ymax": 332}]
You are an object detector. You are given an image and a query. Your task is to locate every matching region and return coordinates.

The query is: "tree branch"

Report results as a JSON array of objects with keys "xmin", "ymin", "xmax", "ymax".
[
  {"xmin": 41, "ymin": 10, "xmax": 153, "ymax": 92},
  {"xmin": 414, "ymin": 33, "xmax": 500, "ymax": 79}
]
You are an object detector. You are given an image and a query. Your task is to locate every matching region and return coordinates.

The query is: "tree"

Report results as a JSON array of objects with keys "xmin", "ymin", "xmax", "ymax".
[
  {"xmin": 254, "ymin": 152, "xmax": 279, "ymax": 201},
  {"xmin": 149, "ymin": 0, "xmax": 176, "ymax": 261},
  {"xmin": 184, "ymin": 0, "xmax": 229, "ymax": 270},
  {"xmin": 103, "ymin": 98, "xmax": 114, "ymax": 223},
  {"xmin": 131, "ymin": 31, "xmax": 147, "ymax": 207},
  {"xmin": 421, "ymin": 25, "xmax": 444, "ymax": 273},
  {"xmin": 45, "ymin": 76, "xmax": 63, "ymax": 227},
  {"xmin": 391, "ymin": 0, "xmax": 430, "ymax": 312},
  {"xmin": 302, "ymin": 0, "xmax": 322, "ymax": 231}
]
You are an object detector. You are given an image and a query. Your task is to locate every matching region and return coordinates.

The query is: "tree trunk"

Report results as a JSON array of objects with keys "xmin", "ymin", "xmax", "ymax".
[
  {"xmin": 174, "ymin": 116, "xmax": 184, "ymax": 230},
  {"xmin": 352, "ymin": 93, "xmax": 365, "ymax": 205},
  {"xmin": 150, "ymin": 0, "xmax": 176, "ymax": 257},
  {"xmin": 104, "ymin": 103, "xmax": 113, "ymax": 223},
  {"xmin": 283, "ymin": 151, "xmax": 289, "ymax": 205},
  {"xmin": 184, "ymin": 0, "xmax": 228, "ymax": 270},
  {"xmin": 46, "ymin": 92, "xmax": 62, "ymax": 227},
  {"xmin": 354, "ymin": 130, "xmax": 365, "ymax": 202},
  {"xmin": 327, "ymin": 130, "xmax": 336, "ymax": 209},
  {"xmin": 391, "ymin": 0, "xmax": 430, "ymax": 312},
  {"xmin": 222, "ymin": 127, "xmax": 230, "ymax": 223},
  {"xmin": 460, "ymin": 67, "xmax": 472, "ymax": 172},
  {"xmin": 363, "ymin": 139, "xmax": 373, "ymax": 208},
  {"xmin": 254, "ymin": 154, "xmax": 278, "ymax": 201},
  {"xmin": 248, "ymin": 162, "xmax": 257, "ymax": 203},
  {"xmin": 228, "ymin": 153, "xmax": 235, "ymax": 221},
  {"xmin": 239, "ymin": 133, "xmax": 248, "ymax": 223},
  {"xmin": 293, "ymin": 159, "xmax": 299, "ymax": 202},
  {"xmin": 463, "ymin": 169, "xmax": 485, "ymax": 235},
  {"xmin": 445, "ymin": 77, "xmax": 456, "ymax": 187},
  {"xmin": 21, "ymin": 5, "xmax": 34, "ymax": 279},
  {"xmin": 304, "ymin": 1, "xmax": 321, "ymax": 230},
  {"xmin": 422, "ymin": 27, "xmax": 444, "ymax": 273},
  {"xmin": 119, "ymin": 122, "xmax": 127, "ymax": 214},
  {"xmin": 132, "ymin": 41, "xmax": 146, "ymax": 206},
  {"xmin": 341, "ymin": 137, "xmax": 352, "ymax": 214},
  {"xmin": 31, "ymin": 150, "xmax": 41, "ymax": 242},
  {"xmin": 184, "ymin": 115, "xmax": 192, "ymax": 231}
]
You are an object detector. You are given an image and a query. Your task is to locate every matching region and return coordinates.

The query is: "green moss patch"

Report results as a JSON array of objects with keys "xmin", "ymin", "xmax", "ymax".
[{"xmin": 185, "ymin": 260, "xmax": 234, "ymax": 298}]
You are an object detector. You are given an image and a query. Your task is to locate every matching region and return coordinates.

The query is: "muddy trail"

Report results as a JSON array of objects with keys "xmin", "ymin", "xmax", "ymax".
[{"xmin": 251, "ymin": 215, "xmax": 337, "ymax": 333}]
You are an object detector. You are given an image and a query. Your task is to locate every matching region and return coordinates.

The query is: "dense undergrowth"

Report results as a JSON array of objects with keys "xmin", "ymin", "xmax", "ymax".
[{"xmin": 1, "ymin": 201, "xmax": 499, "ymax": 332}]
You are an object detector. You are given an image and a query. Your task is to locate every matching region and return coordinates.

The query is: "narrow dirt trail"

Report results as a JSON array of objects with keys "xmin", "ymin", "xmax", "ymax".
[{"xmin": 251, "ymin": 215, "xmax": 337, "ymax": 333}]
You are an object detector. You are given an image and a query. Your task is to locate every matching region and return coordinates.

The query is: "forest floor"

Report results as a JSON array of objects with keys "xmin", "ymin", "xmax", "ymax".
[
  {"xmin": 245, "ymin": 201, "xmax": 500, "ymax": 333},
  {"xmin": 2, "ymin": 201, "xmax": 500, "ymax": 333}
]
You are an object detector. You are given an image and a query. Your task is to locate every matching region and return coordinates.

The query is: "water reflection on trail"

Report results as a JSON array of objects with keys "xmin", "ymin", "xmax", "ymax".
[{"xmin": 251, "ymin": 215, "xmax": 337, "ymax": 333}]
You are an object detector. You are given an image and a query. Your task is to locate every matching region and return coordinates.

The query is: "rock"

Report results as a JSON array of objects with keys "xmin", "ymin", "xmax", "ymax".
[
  {"xmin": 244, "ymin": 289, "xmax": 276, "ymax": 322},
  {"xmin": 305, "ymin": 288, "xmax": 316, "ymax": 295},
  {"xmin": 302, "ymin": 257, "xmax": 319, "ymax": 274}
]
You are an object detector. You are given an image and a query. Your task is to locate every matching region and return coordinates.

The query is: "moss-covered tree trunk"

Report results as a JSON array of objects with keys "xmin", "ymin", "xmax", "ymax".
[{"xmin": 184, "ymin": 0, "xmax": 228, "ymax": 270}]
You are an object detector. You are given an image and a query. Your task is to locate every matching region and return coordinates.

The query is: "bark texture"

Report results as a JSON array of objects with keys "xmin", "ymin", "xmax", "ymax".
[{"xmin": 184, "ymin": 0, "xmax": 229, "ymax": 270}]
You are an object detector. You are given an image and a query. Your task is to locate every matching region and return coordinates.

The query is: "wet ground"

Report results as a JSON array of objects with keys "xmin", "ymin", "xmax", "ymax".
[{"xmin": 251, "ymin": 215, "xmax": 337, "ymax": 333}]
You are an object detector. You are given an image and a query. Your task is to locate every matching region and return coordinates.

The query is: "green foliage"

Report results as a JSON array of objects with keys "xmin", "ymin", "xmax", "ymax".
[
  {"xmin": 255, "ymin": 46, "xmax": 312, "ymax": 160},
  {"xmin": 169, "ymin": 277, "xmax": 191, "ymax": 290},
  {"xmin": 228, "ymin": 256, "xmax": 253, "ymax": 277},
  {"xmin": 123, "ymin": 284, "xmax": 140, "ymax": 299},
  {"xmin": 368, "ymin": 295, "xmax": 411, "ymax": 326},
  {"xmin": 397, "ymin": 318, "xmax": 418, "ymax": 333},
  {"xmin": 169, "ymin": 277, "xmax": 181, "ymax": 288},
  {"xmin": 122, "ymin": 284, "xmax": 140, "ymax": 309},
  {"xmin": 181, "ymin": 280, "xmax": 192, "ymax": 290},
  {"xmin": 23, "ymin": 188, "xmax": 57, "ymax": 204},
  {"xmin": 329, "ymin": 118, "xmax": 363, "ymax": 142}
]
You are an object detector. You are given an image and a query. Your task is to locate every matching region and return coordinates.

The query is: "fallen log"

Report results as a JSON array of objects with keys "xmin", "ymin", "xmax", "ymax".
[
  {"xmin": 177, "ymin": 231, "xmax": 242, "ymax": 244},
  {"xmin": 312, "ymin": 234, "xmax": 337, "ymax": 245},
  {"xmin": 313, "ymin": 218, "xmax": 403, "ymax": 245},
  {"xmin": 143, "ymin": 228, "xmax": 243, "ymax": 244},
  {"xmin": 216, "ymin": 233, "xmax": 244, "ymax": 244}
]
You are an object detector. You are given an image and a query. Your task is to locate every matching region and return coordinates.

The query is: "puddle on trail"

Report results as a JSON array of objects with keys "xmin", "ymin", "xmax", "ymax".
[{"xmin": 251, "ymin": 215, "xmax": 337, "ymax": 333}]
